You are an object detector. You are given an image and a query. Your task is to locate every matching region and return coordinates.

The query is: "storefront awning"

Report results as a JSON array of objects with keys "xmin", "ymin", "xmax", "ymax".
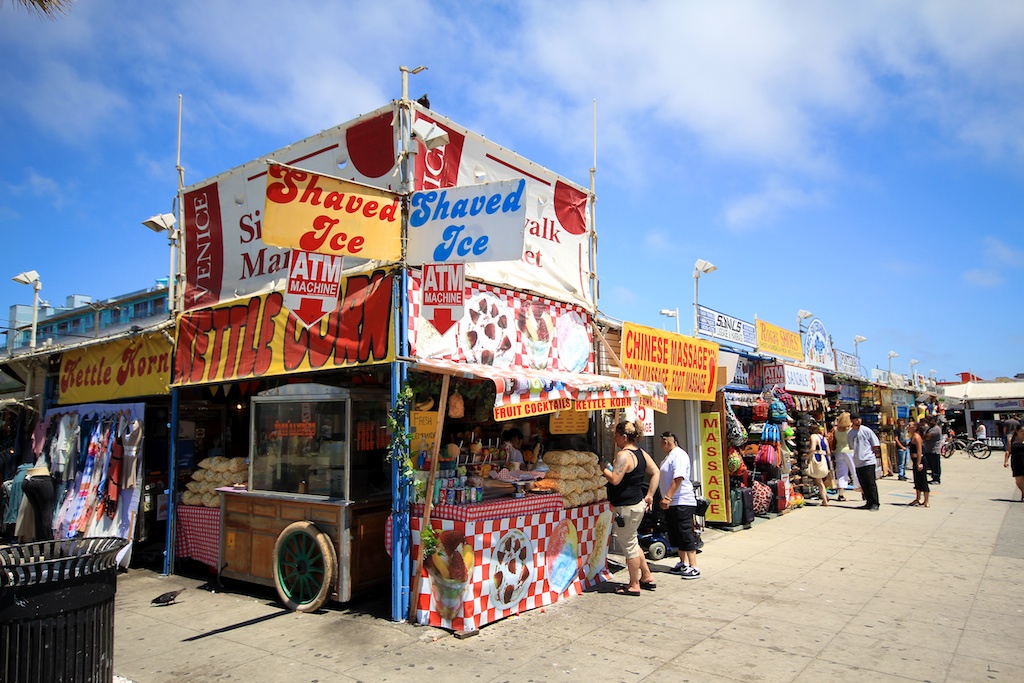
[{"xmin": 411, "ymin": 357, "xmax": 668, "ymax": 421}]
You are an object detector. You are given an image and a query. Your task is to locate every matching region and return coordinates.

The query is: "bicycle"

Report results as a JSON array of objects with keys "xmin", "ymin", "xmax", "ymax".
[
  {"xmin": 967, "ymin": 439, "xmax": 993, "ymax": 459},
  {"xmin": 941, "ymin": 434, "xmax": 968, "ymax": 458},
  {"xmin": 943, "ymin": 434, "xmax": 992, "ymax": 459}
]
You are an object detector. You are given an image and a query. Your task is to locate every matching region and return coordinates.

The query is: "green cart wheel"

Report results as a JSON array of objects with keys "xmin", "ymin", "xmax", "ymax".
[{"xmin": 273, "ymin": 521, "xmax": 337, "ymax": 612}]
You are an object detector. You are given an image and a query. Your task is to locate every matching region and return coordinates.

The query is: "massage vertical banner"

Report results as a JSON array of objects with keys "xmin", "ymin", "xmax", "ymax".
[{"xmin": 699, "ymin": 412, "xmax": 728, "ymax": 523}]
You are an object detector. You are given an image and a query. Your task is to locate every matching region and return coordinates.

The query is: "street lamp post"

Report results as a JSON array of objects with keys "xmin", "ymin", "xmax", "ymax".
[
  {"xmin": 887, "ymin": 351, "xmax": 899, "ymax": 383},
  {"xmin": 692, "ymin": 258, "xmax": 716, "ymax": 336},
  {"xmin": 11, "ymin": 270, "xmax": 42, "ymax": 350},
  {"xmin": 854, "ymin": 335, "xmax": 867, "ymax": 359},
  {"xmin": 142, "ymin": 213, "xmax": 179, "ymax": 316},
  {"xmin": 909, "ymin": 359, "xmax": 920, "ymax": 389},
  {"xmin": 659, "ymin": 308, "xmax": 680, "ymax": 335}
]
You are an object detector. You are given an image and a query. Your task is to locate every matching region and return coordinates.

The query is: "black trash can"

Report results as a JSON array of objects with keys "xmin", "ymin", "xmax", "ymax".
[{"xmin": 1, "ymin": 536, "xmax": 129, "ymax": 683}]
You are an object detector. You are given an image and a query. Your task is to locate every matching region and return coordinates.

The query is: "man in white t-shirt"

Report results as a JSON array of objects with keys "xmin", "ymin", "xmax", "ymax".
[
  {"xmin": 976, "ymin": 422, "xmax": 987, "ymax": 440},
  {"xmin": 657, "ymin": 433, "xmax": 700, "ymax": 579},
  {"xmin": 848, "ymin": 413, "xmax": 881, "ymax": 510}
]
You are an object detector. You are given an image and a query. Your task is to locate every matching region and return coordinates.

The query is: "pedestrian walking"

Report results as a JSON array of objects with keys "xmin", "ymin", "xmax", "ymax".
[
  {"xmin": 894, "ymin": 418, "xmax": 910, "ymax": 481},
  {"xmin": 603, "ymin": 419, "xmax": 660, "ymax": 596},
  {"xmin": 807, "ymin": 425, "xmax": 831, "ymax": 506},
  {"xmin": 848, "ymin": 412, "xmax": 881, "ymax": 510},
  {"xmin": 922, "ymin": 417, "xmax": 943, "ymax": 484},
  {"xmin": 907, "ymin": 421, "xmax": 930, "ymax": 507},
  {"xmin": 657, "ymin": 432, "xmax": 700, "ymax": 580},
  {"xmin": 828, "ymin": 412, "xmax": 858, "ymax": 501},
  {"xmin": 1004, "ymin": 423, "xmax": 1024, "ymax": 502}
]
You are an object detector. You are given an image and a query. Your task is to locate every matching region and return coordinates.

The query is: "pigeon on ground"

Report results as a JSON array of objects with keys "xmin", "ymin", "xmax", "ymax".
[{"xmin": 151, "ymin": 588, "xmax": 186, "ymax": 606}]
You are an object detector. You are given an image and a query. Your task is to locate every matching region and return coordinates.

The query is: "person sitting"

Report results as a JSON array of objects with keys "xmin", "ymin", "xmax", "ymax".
[{"xmin": 501, "ymin": 428, "xmax": 524, "ymax": 466}]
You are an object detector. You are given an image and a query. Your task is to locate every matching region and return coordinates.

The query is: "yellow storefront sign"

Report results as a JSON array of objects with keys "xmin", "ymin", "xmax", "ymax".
[
  {"xmin": 699, "ymin": 412, "xmax": 728, "ymax": 523},
  {"xmin": 493, "ymin": 398, "xmax": 572, "ymax": 422},
  {"xmin": 59, "ymin": 332, "xmax": 172, "ymax": 405},
  {"xmin": 620, "ymin": 322, "xmax": 719, "ymax": 401},
  {"xmin": 263, "ymin": 165, "xmax": 402, "ymax": 261},
  {"xmin": 755, "ymin": 319, "xmax": 803, "ymax": 361},
  {"xmin": 174, "ymin": 268, "xmax": 395, "ymax": 386}
]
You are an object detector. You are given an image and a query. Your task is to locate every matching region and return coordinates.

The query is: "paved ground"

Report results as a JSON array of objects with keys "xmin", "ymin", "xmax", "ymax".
[{"xmin": 111, "ymin": 451, "xmax": 1024, "ymax": 682}]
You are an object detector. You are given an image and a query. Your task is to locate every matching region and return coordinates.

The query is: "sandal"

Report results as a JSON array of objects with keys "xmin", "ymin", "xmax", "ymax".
[
  {"xmin": 615, "ymin": 586, "xmax": 641, "ymax": 597},
  {"xmin": 908, "ymin": 501, "xmax": 920, "ymax": 507},
  {"xmin": 837, "ymin": 495, "xmax": 847, "ymax": 502},
  {"xmin": 639, "ymin": 580, "xmax": 657, "ymax": 591}
]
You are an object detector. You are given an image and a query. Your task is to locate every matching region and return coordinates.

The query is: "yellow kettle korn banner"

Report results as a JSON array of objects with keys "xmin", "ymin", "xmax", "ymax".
[
  {"xmin": 620, "ymin": 322, "xmax": 719, "ymax": 401},
  {"xmin": 60, "ymin": 332, "xmax": 172, "ymax": 404},
  {"xmin": 262, "ymin": 165, "xmax": 402, "ymax": 261},
  {"xmin": 755, "ymin": 319, "xmax": 803, "ymax": 361}
]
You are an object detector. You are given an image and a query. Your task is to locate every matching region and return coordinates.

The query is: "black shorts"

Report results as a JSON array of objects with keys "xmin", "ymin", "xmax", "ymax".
[
  {"xmin": 665, "ymin": 505, "xmax": 698, "ymax": 552},
  {"xmin": 1011, "ymin": 445, "xmax": 1024, "ymax": 478}
]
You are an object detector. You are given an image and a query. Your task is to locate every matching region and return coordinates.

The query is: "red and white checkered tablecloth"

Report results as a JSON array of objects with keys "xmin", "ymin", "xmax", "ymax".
[
  {"xmin": 386, "ymin": 495, "xmax": 564, "ymax": 552},
  {"xmin": 175, "ymin": 504, "xmax": 220, "ymax": 569},
  {"xmin": 411, "ymin": 495, "xmax": 564, "ymax": 522}
]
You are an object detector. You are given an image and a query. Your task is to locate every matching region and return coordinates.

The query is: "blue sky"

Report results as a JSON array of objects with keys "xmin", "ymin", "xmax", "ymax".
[{"xmin": 2, "ymin": 1, "xmax": 1023, "ymax": 382}]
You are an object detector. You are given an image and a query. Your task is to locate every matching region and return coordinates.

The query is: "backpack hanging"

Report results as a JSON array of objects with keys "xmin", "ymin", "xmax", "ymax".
[
  {"xmin": 753, "ymin": 398, "xmax": 769, "ymax": 421},
  {"xmin": 725, "ymin": 403, "xmax": 748, "ymax": 447}
]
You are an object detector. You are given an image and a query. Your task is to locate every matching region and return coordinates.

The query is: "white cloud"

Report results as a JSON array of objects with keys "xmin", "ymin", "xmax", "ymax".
[
  {"xmin": 962, "ymin": 269, "xmax": 1003, "ymax": 287},
  {"xmin": 723, "ymin": 178, "xmax": 821, "ymax": 228},
  {"xmin": 982, "ymin": 236, "xmax": 1024, "ymax": 267}
]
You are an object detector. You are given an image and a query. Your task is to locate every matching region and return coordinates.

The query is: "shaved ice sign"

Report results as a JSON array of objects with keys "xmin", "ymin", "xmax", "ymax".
[{"xmin": 407, "ymin": 179, "xmax": 527, "ymax": 265}]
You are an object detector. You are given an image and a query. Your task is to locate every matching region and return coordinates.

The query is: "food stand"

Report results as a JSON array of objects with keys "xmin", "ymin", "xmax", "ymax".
[
  {"xmin": 216, "ymin": 384, "xmax": 391, "ymax": 610},
  {"xmin": 402, "ymin": 356, "xmax": 667, "ymax": 631},
  {"xmin": 168, "ymin": 92, "xmax": 667, "ymax": 625}
]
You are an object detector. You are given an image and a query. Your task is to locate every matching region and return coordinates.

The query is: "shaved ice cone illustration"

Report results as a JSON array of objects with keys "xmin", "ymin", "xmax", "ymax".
[{"xmin": 425, "ymin": 529, "xmax": 474, "ymax": 621}]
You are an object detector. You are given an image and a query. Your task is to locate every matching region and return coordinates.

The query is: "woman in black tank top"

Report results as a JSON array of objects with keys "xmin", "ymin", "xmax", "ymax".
[{"xmin": 602, "ymin": 419, "xmax": 660, "ymax": 595}]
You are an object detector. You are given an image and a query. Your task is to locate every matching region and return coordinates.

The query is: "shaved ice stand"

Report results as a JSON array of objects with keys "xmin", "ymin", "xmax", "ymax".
[{"xmin": 168, "ymin": 90, "xmax": 671, "ymax": 624}]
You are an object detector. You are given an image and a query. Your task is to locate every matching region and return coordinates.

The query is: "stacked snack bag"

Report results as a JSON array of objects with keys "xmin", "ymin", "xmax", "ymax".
[
  {"xmin": 182, "ymin": 456, "xmax": 248, "ymax": 507},
  {"xmin": 531, "ymin": 450, "xmax": 607, "ymax": 508}
]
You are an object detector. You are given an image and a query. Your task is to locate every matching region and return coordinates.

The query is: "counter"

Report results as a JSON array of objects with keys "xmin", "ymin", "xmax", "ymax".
[{"xmin": 408, "ymin": 498, "xmax": 614, "ymax": 632}]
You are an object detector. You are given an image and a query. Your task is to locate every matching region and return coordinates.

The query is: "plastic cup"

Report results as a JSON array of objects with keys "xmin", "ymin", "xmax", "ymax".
[{"xmin": 427, "ymin": 570, "xmax": 469, "ymax": 621}]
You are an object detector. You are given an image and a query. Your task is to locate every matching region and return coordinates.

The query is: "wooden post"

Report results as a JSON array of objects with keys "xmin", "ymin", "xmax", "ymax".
[{"xmin": 408, "ymin": 373, "xmax": 450, "ymax": 623}]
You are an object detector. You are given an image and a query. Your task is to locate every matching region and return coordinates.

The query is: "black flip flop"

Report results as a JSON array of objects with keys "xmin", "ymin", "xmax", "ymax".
[
  {"xmin": 615, "ymin": 586, "xmax": 641, "ymax": 597},
  {"xmin": 639, "ymin": 580, "xmax": 657, "ymax": 591}
]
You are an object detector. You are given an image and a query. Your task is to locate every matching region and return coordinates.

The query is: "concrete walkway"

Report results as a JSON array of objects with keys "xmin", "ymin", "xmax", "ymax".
[{"xmin": 112, "ymin": 450, "xmax": 1024, "ymax": 682}]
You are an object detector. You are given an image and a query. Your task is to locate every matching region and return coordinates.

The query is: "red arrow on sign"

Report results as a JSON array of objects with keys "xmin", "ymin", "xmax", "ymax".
[
  {"xmin": 294, "ymin": 297, "xmax": 328, "ymax": 327},
  {"xmin": 427, "ymin": 307, "xmax": 457, "ymax": 335}
]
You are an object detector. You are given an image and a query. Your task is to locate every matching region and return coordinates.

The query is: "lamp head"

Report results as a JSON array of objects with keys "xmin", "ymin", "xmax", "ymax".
[
  {"xmin": 411, "ymin": 119, "xmax": 449, "ymax": 151},
  {"xmin": 142, "ymin": 213, "xmax": 176, "ymax": 233},
  {"xmin": 12, "ymin": 270, "xmax": 40, "ymax": 286},
  {"xmin": 910, "ymin": 359, "xmax": 919, "ymax": 365},
  {"xmin": 888, "ymin": 351, "xmax": 899, "ymax": 359},
  {"xmin": 693, "ymin": 258, "xmax": 717, "ymax": 275},
  {"xmin": 797, "ymin": 309, "xmax": 813, "ymax": 320},
  {"xmin": 658, "ymin": 308, "xmax": 677, "ymax": 317},
  {"xmin": 854, "ymin": 335, "xmax": 867, "ymax": 344}
]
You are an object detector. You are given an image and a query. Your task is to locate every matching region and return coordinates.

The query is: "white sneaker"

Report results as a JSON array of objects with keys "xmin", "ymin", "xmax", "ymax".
[
  {"xmin": 670, "ymin": 561, "xmax": 688, "ymax": 574},
  {"xmin": 680, "ymin": 566, "xmax": 701, "ymax": 580}
]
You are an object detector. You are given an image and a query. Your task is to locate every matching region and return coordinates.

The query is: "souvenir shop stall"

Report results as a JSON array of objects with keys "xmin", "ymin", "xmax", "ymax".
[
  {"xmin": 0, "ymin": 329, "xmax": 172, "ymax": 564},
  {"xmin": 401, "ymin": 284, "xmax": 669, "ymax": 631},
  {"xmin": 721, "ymin": 362, "xmax": 830, "ymax": 522},
  {"xmin": 1, "ymin": 398, "xmax": 36, "ymax": 539}
]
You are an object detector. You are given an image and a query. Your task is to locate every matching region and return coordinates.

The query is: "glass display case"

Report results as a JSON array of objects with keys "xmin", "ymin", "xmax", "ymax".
[{"xmin": 249, "ymin": 384, "xmax": 390, "ymax": 501}]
